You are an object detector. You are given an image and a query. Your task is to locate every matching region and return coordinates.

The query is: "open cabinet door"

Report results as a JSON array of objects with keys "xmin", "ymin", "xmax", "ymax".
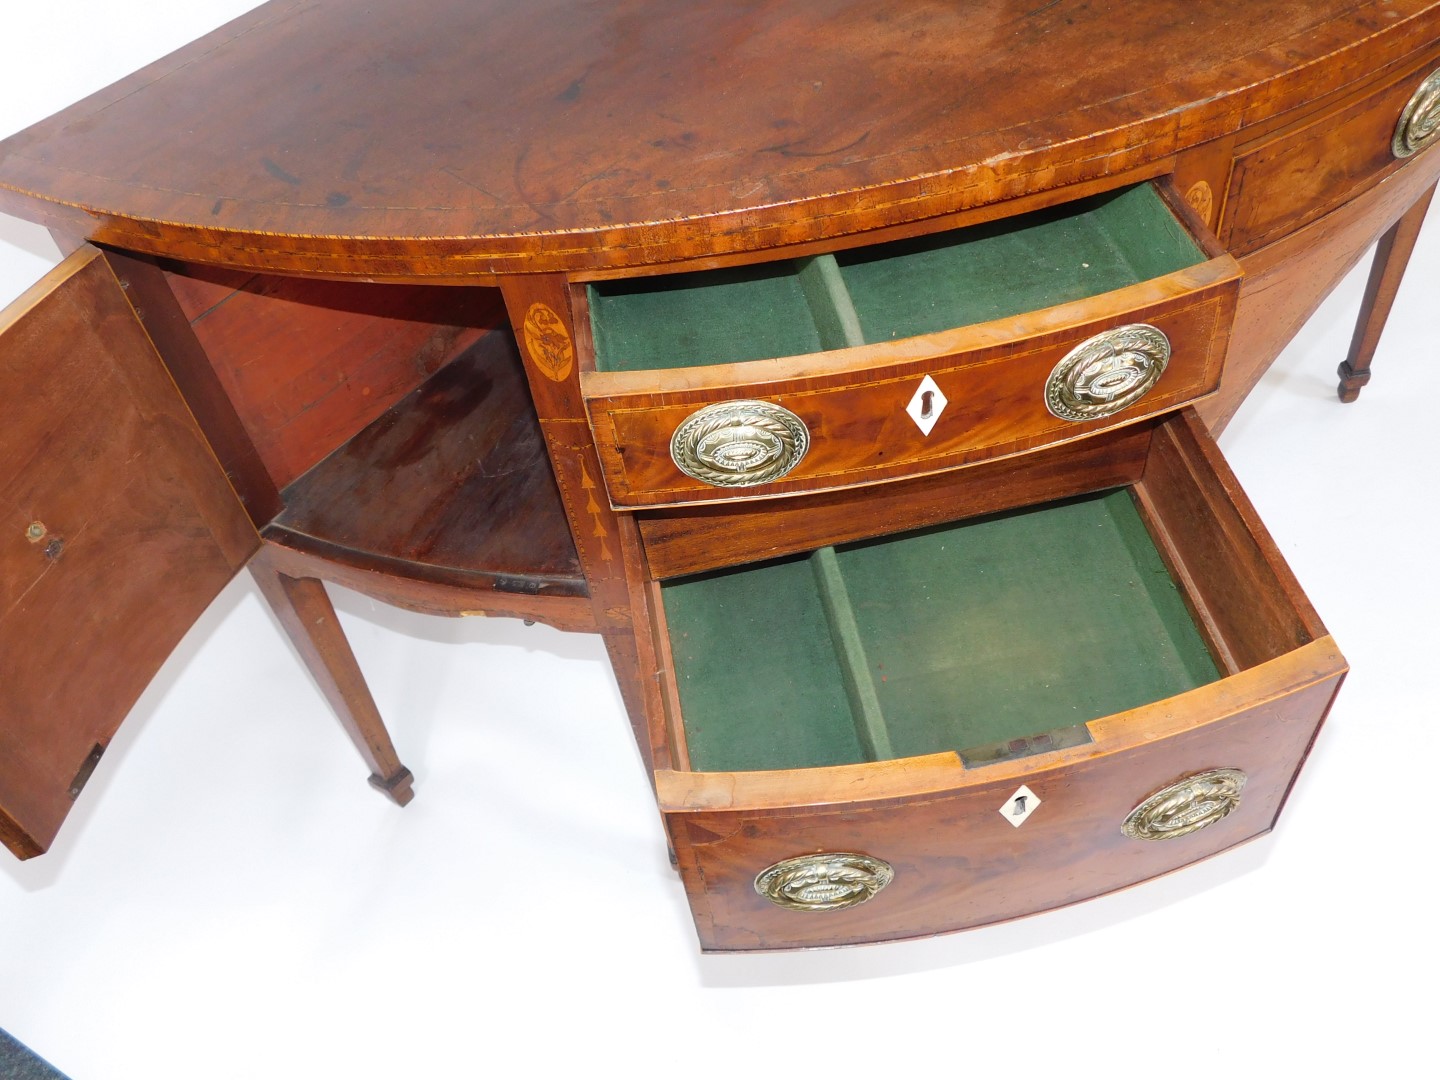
[{"xmin": 0, "ymin": 247, "xmax": 259, "ymax": 859}]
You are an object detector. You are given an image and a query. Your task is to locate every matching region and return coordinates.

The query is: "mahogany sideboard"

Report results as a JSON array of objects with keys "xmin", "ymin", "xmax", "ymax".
[{"xmin": 2, "ymin": 0, "xmax": 1438, "ymax": 951}]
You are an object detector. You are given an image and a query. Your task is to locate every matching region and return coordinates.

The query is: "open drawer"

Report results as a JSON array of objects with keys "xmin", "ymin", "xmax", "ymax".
[
  {"xmin": 648, "ymin": 411, "xmax": 1344, "ymax": 951},
  {"xmin": 581, "ymin": 181, "xmax": 1241, "ymax": 508}
]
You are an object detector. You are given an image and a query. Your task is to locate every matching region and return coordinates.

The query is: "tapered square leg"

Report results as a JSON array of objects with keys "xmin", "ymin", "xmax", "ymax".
[
  {"xmin": 1339, "ymin": 181, "xmax": 1436, "ymax": 402},
  {"xmin": 250, "ymin": 550, "xmax": 414, "ymax": 806}
]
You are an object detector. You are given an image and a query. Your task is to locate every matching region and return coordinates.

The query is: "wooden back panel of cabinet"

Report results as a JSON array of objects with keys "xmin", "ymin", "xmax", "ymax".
[
  {"xmin": 0, "ymin": 249, "xmax": 257, "ymax": 859},
  {"xmin": 164, "ymin": 268, "xmax": 503, "ymax": 490}
]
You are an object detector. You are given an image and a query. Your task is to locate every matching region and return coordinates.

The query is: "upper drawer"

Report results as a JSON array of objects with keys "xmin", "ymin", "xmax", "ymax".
[
  {"xmin": 1223, "ymin": 56, "xmax": 1440, "ymax": 255},
  {"xmin": 580, "ymin": 182, "xmax": 1240, "ymax": 508}
]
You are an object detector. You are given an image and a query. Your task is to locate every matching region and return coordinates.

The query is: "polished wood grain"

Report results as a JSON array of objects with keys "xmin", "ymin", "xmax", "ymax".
[
  {"xmin": 0, "ymin": 249, "xmax": 257, "ymax": 858},
  {"xmin": 252, "ymin": 315, "xmax": 596, "ymax": 757},
  {"xmin": 106, "ymin": 254, "xmax": 283, "ymax": 527},
  {"xmin": 2, "ymin": 2, "xmax": 1439, "ymax": 276},
  {"xmin": 1135, "ymin": 411, "xmax": 1326, "ymax": 673},
  {"xmin": 1222, "ymin": 48, "xmax": 1440, "ymax": 255},
  {"xmin": 0, "ymin": 0, "xmax": 1428, "ymax": 947},
  {"xmin": 657, "ymin": 642, "xmax": 1342, "ymax": 811},
  {"xmin": 498, "ymin": 274, "xmax": 668, "ymax": 774},
  {"xmin": 661, "ymin": 643, "xmax": 1342, "ymax": 951},
  {"xmin": 499, "ymin": 275, "xmax": 632, "ymax": 625},
  {"xmin": 1171, "ymin": 138, "xmax": 1238, "ymax": 238},
  {"xmin": 607, "ymin": 514, "xmax": 674, "ymax": 777},
  {"xmin": 264, "ymin": 323, "xmax": 584, "ymax": 597},
  {"xmin": 255, "ymin": 540, "xmax": 596, "ymax": 631}
]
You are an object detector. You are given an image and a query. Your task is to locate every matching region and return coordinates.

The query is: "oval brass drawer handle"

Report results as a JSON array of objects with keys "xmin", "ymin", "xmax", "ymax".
[
  {"xmin": 1044, "ymin": 323, "xmax": 1170, "ymax": 422},
  {"xmin": 1394, "ymin": 68, "xmax": 1440, "ymax": 159},
  {"xmin": 671, "ymin": 399, "xmax": 810, "ymax": 487},
  {"xmin": 754, "ymin": 852, "xmax": 894, "ymax": 912},
  {"xmin": 1122, "ymin": 767, "xmax": 1247, "ymax": 841}
]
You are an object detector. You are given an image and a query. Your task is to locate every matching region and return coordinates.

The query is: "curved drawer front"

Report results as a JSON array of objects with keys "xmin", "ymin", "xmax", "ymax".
[
  {"xmin": 584, "ymin": 261, "xmax": 1237, "ymax": 507},
  {"xmin": 1224, "ymin": 50, "xmax": 1440, "ymax": 254},
  {"xmin": 656, "ymin": 647, "xmax": 1342, "ymax": 951}
]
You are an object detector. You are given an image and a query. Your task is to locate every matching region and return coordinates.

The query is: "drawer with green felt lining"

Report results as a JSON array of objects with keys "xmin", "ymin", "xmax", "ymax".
[
  {"xmin": 649, "ymin": 411, "xmax": 1344, "ymax": 952},
  {"xmin": 580, "ymin": 181, "xmax": 1240, "ymax": 508},
  {"xmin": 662, "ymin": 489, "xmax": 1218, "ymax": 774}
]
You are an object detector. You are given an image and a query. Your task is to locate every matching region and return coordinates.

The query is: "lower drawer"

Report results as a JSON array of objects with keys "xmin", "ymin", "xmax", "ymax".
[{"xmin": 649, "ymin": 411, "xmax": 1344, "ymax": 951}]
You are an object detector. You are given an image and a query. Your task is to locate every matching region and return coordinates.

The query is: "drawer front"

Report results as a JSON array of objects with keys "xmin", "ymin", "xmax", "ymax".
[
  {"xmin": 658, "ymin": 649, "xmax": 1341, "ymax": 951},
  {"xmin": 584, "ymin": 264, "xmax": 1237, "ymax": 508},
  {"xmin": 1224, "ymin": 56, "xmax": 1440, "ymax": 255}
]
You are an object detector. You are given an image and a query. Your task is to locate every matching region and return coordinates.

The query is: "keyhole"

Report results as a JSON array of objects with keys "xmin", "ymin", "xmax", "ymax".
[
  {"xmin": 920, "ymin": 390, "xmax": 935, "ymax": 419},
  {"xmin": 1012, "ymin": 795, "xmax": 1028, "ymax": 816}
]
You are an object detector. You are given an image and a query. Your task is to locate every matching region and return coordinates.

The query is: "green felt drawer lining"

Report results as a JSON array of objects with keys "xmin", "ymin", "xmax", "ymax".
[
  {"xmin": 589, "ymin": 260, "xmax": 824, "ymax": 373},
  {"xmin": 589, "ymin": 184, "xmax": 1203, "ymax": 373},
  {"xmin": 662, "ymin": 553, "xmax": 866, "ymax": 772},
  {"xmin": 838, "ymin": 184, "xmax": 1201, "ymax": 341},
  {"xmin": 661, "ymin": 489, "xmax": 1220, "ymax": 773}
]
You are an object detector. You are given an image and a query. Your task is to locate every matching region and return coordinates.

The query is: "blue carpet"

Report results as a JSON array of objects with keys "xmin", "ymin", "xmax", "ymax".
[{"xmin": 0, "ymin": 1029, "xmax": 70, "ymax": 1079}]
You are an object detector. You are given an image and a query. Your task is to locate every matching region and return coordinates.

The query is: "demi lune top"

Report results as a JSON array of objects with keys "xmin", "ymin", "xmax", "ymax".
[{"xmin": 0, "ymin": 0, "xmax": 1434, "ymax": 275}]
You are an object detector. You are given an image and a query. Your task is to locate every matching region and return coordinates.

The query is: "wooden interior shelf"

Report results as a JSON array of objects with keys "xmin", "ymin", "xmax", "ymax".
[{"xmin": 263, "ymin": 327, "xmax": 585, "ymax": 598}]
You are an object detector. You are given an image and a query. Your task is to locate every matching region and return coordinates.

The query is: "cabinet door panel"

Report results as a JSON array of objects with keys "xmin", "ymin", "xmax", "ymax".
[{"xmin": 0, "ymin": 248, "xmax": 257, "ymax": 859}]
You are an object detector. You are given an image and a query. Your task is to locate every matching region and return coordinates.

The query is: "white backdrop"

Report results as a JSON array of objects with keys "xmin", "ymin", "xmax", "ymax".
[{"xmin": 1, "ymin": 5, "xmax": 1436, "ymax": 1077}]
